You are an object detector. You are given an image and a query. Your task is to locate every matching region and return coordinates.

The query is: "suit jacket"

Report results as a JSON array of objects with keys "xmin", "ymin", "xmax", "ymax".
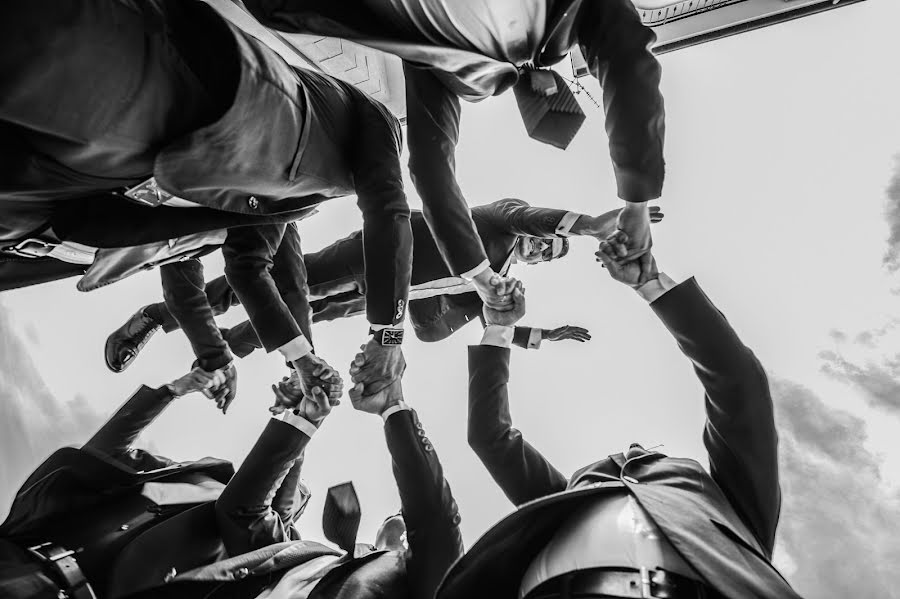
[
  {"xmin": 124, "ymin": 408, "xmax": 464, "ymax": 599},
  {"xmin": 147, "ymin": 198, "xmax": 566, "ymax": 356},
  {"xmin": 2, "ymin": 4, "xmax": 414, "ymax": 327},
  {"xmin": 244, "ymin": 0, "xmax": 665, "ymax": 233},
  {"xmin": 0, "ymin": 389, "xmax": 461, "ymax": 599},
  {"xmin": 408, "ymin": 198, "xmax": 568, "ymax": 342},
  {"xmin": 441, "ymin": 278, "xmax": 799, "ymax": 599}
]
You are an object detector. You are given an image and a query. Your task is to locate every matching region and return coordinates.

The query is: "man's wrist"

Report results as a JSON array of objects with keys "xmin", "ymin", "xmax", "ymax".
[
  {"xmin": 278, "ymin": 335, "xmax": 313, "ymax": 362},
  {"xmin": 369, "ymin": 327, "xmax": 405, "ymax": 346},
  {"xmin": 277, "ymin": 409, "xmax": 320, "ymax": 437},
  {"xmin": 481, "ymin": 324, "xmax": 514, "ymax": 348},
  {"xmin": 380, "ymin": 399, "xmax": 410, "ymax": 422},
  {"xmin": 461, "ymin": 261, "xmax": 492, "ymax": 283},
  {"xmin": 635, "ymin": 272, "xmax": 677, "ymax": 303},
  {"xmin": 164, "ymin": 383, "xmax": 180, "ymax": 398}
]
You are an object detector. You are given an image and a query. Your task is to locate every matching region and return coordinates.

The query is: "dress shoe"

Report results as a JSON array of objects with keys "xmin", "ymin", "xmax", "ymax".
[{"xmin": 105, "ymin": 307, "xmax": 161, "ymax": 372}]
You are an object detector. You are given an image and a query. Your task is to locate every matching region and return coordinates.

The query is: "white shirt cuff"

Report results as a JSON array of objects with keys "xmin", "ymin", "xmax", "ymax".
[
  {"xmin": 527, "ymin": 328, "xmax": 543, "ymax": 349},
  {"xmin": 278, "ymin": 335, "xmax": 313, "ymax": 362},
  {"xmin": 381, "ymin": 400, "xmax": 411, "ymax": 422},
  {"xmin": 459, "ymin": 259, "xmax": 491, "ymax": 281},
  {"xmin": 555, "ymin": 212, "xmax": 581, "ymax": 237},
  {"xmin": 370, "ymin": 323, "xmax": 405, "ymax": 331},
  {"xmin": 481, "ymin": 324, "xmax": 514, "ymax": 348},
  {"xmin": 277, "ymin": 410, "xmax": 319, "ymax": 438},
  {"xmin": 635, "ymin": 272, "xmax": 678, "ymax": 304}
]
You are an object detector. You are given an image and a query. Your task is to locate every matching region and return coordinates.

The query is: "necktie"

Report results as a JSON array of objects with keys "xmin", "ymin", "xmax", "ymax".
[
  {"xmin": 514, "ymin": 68, "xmax": 586, "ymax": 150},
  {"xmin": 322, "ymin": 482, "xmax": 361, "ymax": 553}
]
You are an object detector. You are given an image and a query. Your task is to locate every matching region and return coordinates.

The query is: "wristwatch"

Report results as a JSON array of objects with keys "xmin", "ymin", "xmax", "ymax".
[{"xmin": 369, "ymin": 327, "xmax": 404, "ymax": 346}]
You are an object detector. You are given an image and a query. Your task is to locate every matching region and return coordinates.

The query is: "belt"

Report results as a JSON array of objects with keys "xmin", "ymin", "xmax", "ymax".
[
  {"xmin": 2, "ymin": 238, "xmax": 96, "ymax": 265},
  {"xmin": 27, "ymin": 542, "xmax": 97, "ymax": 599},
  {"xmin": 525, "ymin": 567, "xmax": 707, "ymax": 599}
]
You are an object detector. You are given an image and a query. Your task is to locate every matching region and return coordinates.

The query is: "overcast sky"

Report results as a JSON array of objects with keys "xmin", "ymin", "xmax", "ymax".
[{"xmin": 1, "ymin": 2, "xmax": 898, "ymax": 597}]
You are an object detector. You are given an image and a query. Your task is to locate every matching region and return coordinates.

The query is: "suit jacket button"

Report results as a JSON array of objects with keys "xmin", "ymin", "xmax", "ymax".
[
  {"xmin": 623, "ymin": 476, "xmax": 639, "ymax": 484},
  {"xmin": 423, "ymin": 442, "xmax": 433, "ymax": 452},
  {"xmin": 248, "ymin": 196, "xmax": 259, "ymax": 209},
  {"xmin": 119, "ymin": 524, "xmax": 129, "ymax": 531},
  {"xmin": 164, "ymin": 567, "xmax": 177, "ymax": 583},
  {"xmin": 452, "ymin": 513, "xmax": 461, "ymax": 525},
  {"xmin": 235, "ymin": 567, "xmax": 250, "ymax": 579}
]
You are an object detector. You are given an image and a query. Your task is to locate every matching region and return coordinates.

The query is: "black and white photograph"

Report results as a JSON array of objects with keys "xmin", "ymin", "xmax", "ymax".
[{"xmin": 0, "ymin": 0, "xmax": 896, "ymax": 598}]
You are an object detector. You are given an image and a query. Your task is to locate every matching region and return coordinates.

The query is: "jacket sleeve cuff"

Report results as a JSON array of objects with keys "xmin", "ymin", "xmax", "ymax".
[
  {"xmin": 635, "ymin": 272, "xmax": 678, "ymax": 304},
  {"xmin": 278, "ymin": 335, "xmax": 313, "ymax": 362},
  {"xmin": 481, "ymin": 325, "xmax": 514, "ymax": 348},
  {"xmin": 371, "ymin": 323, "xmax": 405, "ymax": 331},
  {"xmin": 276, "ymin": 410, "xmax": 318, "ymax": 438},
  {"xmin": 459, "ymin": 259, "xmax": 491, "ymax": 281}
]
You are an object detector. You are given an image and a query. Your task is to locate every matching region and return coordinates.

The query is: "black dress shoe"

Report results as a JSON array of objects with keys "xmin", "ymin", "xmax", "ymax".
[{"xmin": 105, "ymin": 307, "xmax": 161, "ymax": 373}]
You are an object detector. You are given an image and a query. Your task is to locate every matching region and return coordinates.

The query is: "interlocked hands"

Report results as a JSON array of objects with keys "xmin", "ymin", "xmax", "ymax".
[
  {"xmin": 609, "ymin": 202, "xmax": 655, "ymax": 285},
  {"xmin": 348, "ymin": 340, "xmax": 406, "ymax": 405},
  {"xmin": 270, "ymin": 355, "xmax": 344, "ymax": 414},
  {"xmin": 596, "ymin": 231, "xmax": 659, "ymax": 288}
]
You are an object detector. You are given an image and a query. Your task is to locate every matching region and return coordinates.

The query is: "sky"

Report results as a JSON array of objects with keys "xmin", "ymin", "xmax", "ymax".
[{"xmin": 1, "ymin": 1, "xmax": 899, "ymax": 597}]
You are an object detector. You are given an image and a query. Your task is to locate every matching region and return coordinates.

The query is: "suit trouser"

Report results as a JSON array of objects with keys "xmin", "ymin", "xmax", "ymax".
[{"xmin": 153, "ymin": 231, "xmax": 367, "ymax": 357}]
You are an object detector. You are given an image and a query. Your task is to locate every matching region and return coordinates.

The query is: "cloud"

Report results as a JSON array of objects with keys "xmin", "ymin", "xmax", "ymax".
[
  {"xmin": 882, "ymin": 153, "xmax": 900, "ymax": 271},
  {"xmin": 772, "ymin": 378, "xmax": 900, "ymax": 598},
  {"xmin": 818, "ymin": 319, "xmax": 900, "ymax": 417},
  {"xmin": 0, "ymin": 301, "xmax": 103, "ymax": 519}
]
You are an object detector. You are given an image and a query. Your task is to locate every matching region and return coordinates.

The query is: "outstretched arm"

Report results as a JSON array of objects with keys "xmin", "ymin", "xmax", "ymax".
[
  {"xmin": 467, "ymin": 288, "xmax": 569, "ymax": 505},
  {"xmin": 83, "ymin": 368, "xmax": 220, "ymax": 459},
  {"xmin": 216, "ymin": 373, "xmax": 341, "ymax": 555},
  {"xmin": 597, "ymin": 240, "xmax": 780, "ymax": 555},
  {"xmin": 349, "ymin": 361, "xmax": 464, "ymax": 599},
  {"xmin": 161, "ymin": 258, "xmax": 234, "ymax": 372}
]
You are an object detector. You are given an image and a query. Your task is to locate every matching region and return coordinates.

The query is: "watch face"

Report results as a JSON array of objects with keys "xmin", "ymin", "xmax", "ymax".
[{"xmin": 382, "ymin": 329, "xmax": 404, "ymax": 345}]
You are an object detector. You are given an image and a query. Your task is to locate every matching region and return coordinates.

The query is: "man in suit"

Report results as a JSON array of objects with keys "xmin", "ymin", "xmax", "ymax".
[
  {"xmin": 440, "ymin": 236, "xmax": 800, "ymax": 599},
  {"xmin": 243, "ymin": 0, "xmax": 665, "ymax": 280},
  {"xmin": 1, "ymin": 347, "xmax": 463, "ymax": 598},
  {"xmin": 105, "ymin": 201, "xmax": 663, "ymax": 371},
  {"xmin": 2, "ymin": 0, "xmax": 503, "ymax": 401}
]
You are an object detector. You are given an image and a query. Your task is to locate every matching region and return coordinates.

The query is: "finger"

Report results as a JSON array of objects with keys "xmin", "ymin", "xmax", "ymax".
[
  {"xmin": 348, "ymin": 382, "xmax": 365, "ymax": 401},
  {"xmin": 638, "ymin": 252, "xmax": 654, "ymax": 285},
  {"xmin": 269, "ymin": 405, "xmax": 286, "ymax": 415},
  {"xmin": 271, "ymin": 384, "xmax": 295, "ymax": 408},
  {"xmin": 221, "ymin": 388, "xmax": 236, "ymax": 415}
]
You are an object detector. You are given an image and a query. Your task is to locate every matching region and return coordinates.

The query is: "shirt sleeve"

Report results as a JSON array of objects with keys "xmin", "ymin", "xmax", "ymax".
[
  {"xmin": 277, "ymin": 410, "xmax": 318, "ymax": 438},
  {"xmin": 554, "ymin": 212, "xmax": 582, "ymax": 237},
  {"xmin": 635, "ymin": 272, "xmax": 678, "ymax": 304},
  {"xmin": 481, "ymin": 324, "xmax": 515, "ymax": 348}
]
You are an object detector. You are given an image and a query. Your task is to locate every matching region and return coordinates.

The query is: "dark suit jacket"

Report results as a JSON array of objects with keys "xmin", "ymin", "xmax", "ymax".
[
  {"xmin": 2, "ymin": 4, "xmax": 413, "ymax": 328},
  {"xmin": 124, "ymin": 408, "xmax": 463, "ymax": 599},
  {"xmin": 244, "ymin": 0, "xmax": 665, "ymax": 216},
  {"xmin": 0, "ymin": 384, "xmax": 315, "ymax": 599},
  {"xmin": 151, "ymin": 198, "xmax": 567, "ymax": 356},
  {"xmin": 408, "ymin": 198, "xmax": 568, "ymax": 342},
  {"xmin": 441, "ymin": 278, "xmax": 799, "ymax": 599},
  {"xmin": 0, "ymin": 390, "xmax": 461, "ymax": 599}
]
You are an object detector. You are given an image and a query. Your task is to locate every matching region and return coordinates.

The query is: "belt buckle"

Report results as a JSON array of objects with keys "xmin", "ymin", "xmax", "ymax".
[
  {"xmin": 4, "ymin": 238, "xmax": 53, "ymax": 259},
  {"xmin": 27, "ymin": 542, "xmax": 75, "ymax": 564}
]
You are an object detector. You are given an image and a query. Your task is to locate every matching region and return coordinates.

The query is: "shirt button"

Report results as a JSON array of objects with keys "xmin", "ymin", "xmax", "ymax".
[
  {"xmin": 163, "ymin": 567, "xmax": 177, "ymax": 583},
  {"xmin": 623, "ymin": 476, "xmax": 639, "ymax": 484},
  {"xmin": 235, "ymin": 567, "xmax": 250, "ymax": 579},
  {"xmin": 248, "ymin": 196, "xmax": 259, "ymax": 209}
]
